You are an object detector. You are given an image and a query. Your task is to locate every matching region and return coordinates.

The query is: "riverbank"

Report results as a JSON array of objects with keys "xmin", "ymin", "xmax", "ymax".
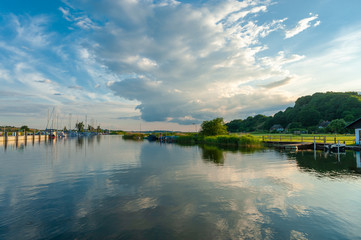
[{"xmin": 175, "ymin": 134, "xmax": 262, "ymax": 147}]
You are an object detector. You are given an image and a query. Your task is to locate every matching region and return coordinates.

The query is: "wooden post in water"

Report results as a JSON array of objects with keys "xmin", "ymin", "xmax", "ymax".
[
  {"xmin": 16, "ymin": 131, "xmax": 19, "ymax": 142},
  {"xmin": 314, "ymin": 137, "xmax": 316, "ymax": 151},
  {"xmin": 24, "ymin": 131, "xmax": 27, "ymax": 142}
]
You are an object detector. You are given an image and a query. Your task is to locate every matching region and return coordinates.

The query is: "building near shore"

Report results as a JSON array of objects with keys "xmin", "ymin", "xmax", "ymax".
[{"xmin": 346, "ymin": 117, "xmax": 361, "ymax": 145}]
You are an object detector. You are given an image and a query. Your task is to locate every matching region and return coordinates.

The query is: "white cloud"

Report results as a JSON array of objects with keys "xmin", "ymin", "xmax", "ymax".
[
  {"xmin": 0, "ymin": 13, "xmax": 141, "ymax": 129},
  {"xmin": 285, "ymin": 26, "xmax": 361, "ymax": 93},
  {"xmin": 58, "ymin": 6, "xmax": 97, "ymax": 30},
  {"xmin": 9, "ymin": 14, "xmax": 52, "ymax": 48},
  {"xmin": 285, "ymin": 13, "xmax": 319, "ymax": 39},
  {"xmin": 77, "ymin": 0, "xmax": 295, "ymax": 123},
  {"xmin": 3, "ymin": 0, "xmax": 339, "ymax": 129}
]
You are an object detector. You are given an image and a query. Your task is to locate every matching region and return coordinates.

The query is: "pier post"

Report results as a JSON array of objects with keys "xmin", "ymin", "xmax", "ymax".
[
  {"xmin": 16, "ymin": 131, "xmax": 19, "ymax": 142},
  {"xmin": 314, "ymin": 138, "xmax": 316, "ymax": 151},
  {"xmin": 24, "ymin": 131, "xmax": 27, "ymax": 142},
  {"xmin": 5, "ymin": 132, "xmax": 8, "ymax": 142}
]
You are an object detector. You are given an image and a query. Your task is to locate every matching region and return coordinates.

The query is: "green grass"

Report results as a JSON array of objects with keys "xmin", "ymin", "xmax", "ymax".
[
  {"xmin": 174, "ymin": 134, "xmax": 262, "ymax": 147},
  {"xmin": 250, "ymin": 133, "xmax": 355, "ymax": 145},
  {"xmin": 122, "ymin": 133, "xmax": 145, "ymax": 140}
]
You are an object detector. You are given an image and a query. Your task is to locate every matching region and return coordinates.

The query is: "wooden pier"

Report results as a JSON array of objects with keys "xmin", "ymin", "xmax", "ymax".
[
  {"xmin": 0, "ymin": 131, "xmax": 48, "ymax": 144},
  {"xmin": 264, "ymin": 140, "xmax": 361, "ymax": 151},
  {"xmin": 264, "ymin": 141, "xmax": 328, "ymax": 151}
]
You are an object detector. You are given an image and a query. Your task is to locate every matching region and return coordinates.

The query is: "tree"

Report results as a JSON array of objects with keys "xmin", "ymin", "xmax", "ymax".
[
  {"xmin": 200, "ymin": 118, "xmax": 228, "ymax": 136},
  {"xmin": 298, "ymin": 108, "xmax": 321, "ymax": 127},
  {"xmin": 75, "ymin": 121, "xmax": 85, "ymax": 132},
  {"xmin": 20, "ymin": 125, "xmax": 30, "ymax": 132},
  {"xmin": 327, "ymin": 119, "xmax": 347, "ymax": 133},
  {"xmin": 226, "ymin": 119, "xmax": 242, "ymax": 132}
]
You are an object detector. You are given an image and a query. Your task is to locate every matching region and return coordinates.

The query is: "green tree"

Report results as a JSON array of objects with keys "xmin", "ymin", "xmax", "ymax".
[
  {"xmin": 226, "ymin": 119, "xmax": 242, "ymax": 132},
  {"xmin": 75, "ymin": 121, "xmax": 85, "ymax": 132},
  {"xmin": 327, "ymin": 119, "xmax": 347, "ymax": 133},
  {"xmin": 288, "ymin": 122, "xmax": 302, "ymax": 129},
  {"xmin": 20, "ymin": 125, "xmax": 30, "ymax": 132},
  {"xmin": 298, "ymin": 108, "xmax": 321, "ymax": 127},
  {"xmin": 273, "ymin": 111, "xmax": 287, "ymax": 126},
  {"xmin": 200, "ymin": 118, "xmax": 228, "ymax": 136}
]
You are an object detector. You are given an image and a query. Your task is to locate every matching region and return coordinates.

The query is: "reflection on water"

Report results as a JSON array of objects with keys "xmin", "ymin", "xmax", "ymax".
[
  {"xmin": 284, "ymin": 150, "xmax": 361, "ymax": 177},
  {"xmin": 201, "ymin": 145, "xmax": 225, "ymax": 165},
  {"xmin": 1, "ymin": 136, "xmax": 361, "ymax": 239}
]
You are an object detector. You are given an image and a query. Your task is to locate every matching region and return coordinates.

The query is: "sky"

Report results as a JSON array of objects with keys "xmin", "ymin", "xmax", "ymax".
[{"xmin": 1, "ymin": 0, "xmax": 361, "ymax": 131}]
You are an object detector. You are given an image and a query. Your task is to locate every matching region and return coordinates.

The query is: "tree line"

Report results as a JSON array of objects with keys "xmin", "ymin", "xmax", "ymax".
[{"xmin": 216, "ymin": 92, "xmax": 361, "ymax": 134}]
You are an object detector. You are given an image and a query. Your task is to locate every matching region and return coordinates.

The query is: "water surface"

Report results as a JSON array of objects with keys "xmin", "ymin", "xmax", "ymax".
[{"xmin": 1, "ymin": 136, "xmax": 361, "ymax": 239}]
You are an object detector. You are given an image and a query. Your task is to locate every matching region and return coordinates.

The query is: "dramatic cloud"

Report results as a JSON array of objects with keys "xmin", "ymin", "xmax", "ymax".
[
  {"xmin": 8, "ymin": 0, "xmax": 359, "ymax": 130},
  {"xmin": 68, "ymin": 0, "xmax": 300, "ymax": 123},
  {"xmin": 285, "ymin": 13, "xmax": 319, "ymax": 39},
  {"xmin": 260, "ymin": 77, "xmax": 292, "ymax": 89}
]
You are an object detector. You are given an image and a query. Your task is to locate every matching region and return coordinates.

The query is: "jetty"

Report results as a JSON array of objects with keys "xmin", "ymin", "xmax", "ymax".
[
  {"xmin": 0, "ymin": 131, "xmax": 48, "ymax": 143},
  {"xmin": 264, "ymin": 140, "xmax": 361, "ymax": 151},
  {"xmin": 264, "ymin": 141, "xmax": 320, "ymax": 150}
]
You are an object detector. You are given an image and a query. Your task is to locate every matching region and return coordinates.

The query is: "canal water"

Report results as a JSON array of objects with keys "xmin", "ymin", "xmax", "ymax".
[{"xmin": 1, "ymin": 136, "xmax": 361, "ymax": 239}]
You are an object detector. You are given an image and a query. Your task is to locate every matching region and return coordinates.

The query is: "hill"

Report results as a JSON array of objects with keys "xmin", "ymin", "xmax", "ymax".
[{"xmin": 226, "ymin": 92, "xmax": 361, "ymax": 133}]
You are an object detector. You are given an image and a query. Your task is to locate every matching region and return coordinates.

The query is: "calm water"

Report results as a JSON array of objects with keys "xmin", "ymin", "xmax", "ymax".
[{"xmin": 1, "ymin": 136, "xmax": 361, "ymax": 240}]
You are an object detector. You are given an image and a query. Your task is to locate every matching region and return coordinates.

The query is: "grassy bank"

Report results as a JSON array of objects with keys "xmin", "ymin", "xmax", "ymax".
[
  {"xmin": 175, "ymin": 134, "xmax": 262, "ymax": 147},
  {"xmin": 251, "ymin": 133, "xmax": 355, "ymax": 145},
  {"xmin": 122, "ymin": 133, "xmax": 145, "ymax": 140}
]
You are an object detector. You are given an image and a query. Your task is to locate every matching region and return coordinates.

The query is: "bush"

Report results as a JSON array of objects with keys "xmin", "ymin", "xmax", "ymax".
[
  {"xmin": 122, "ymin": 133, "xmax": 145, "ymax": 140},
  {"xmin": 175, "ymin": 134, "xmax": 261, "ymax": 147}
]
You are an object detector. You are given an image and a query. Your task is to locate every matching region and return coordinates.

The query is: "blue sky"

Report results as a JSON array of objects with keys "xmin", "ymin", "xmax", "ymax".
[{"xmin": 1, "ymin": 0, "xmax": 361, "ymax": 131}]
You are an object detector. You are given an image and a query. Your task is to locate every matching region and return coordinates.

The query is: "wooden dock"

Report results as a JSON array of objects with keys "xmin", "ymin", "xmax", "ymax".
[
  {"xmin": 264, "ymin": 141, "xmax": 361, "ymax": 151},
  {"xmin": 264, "ymin": 141, "xmax": 327, "ymax": 150},
  {"xmin": 0, "ymin": 132, "xmax": 48, "ymax": 144}
]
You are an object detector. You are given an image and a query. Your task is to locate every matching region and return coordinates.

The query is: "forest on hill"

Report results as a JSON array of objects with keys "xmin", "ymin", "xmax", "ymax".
[{"xmin": 226, "ymin": 92, "xmax": 361, "ymax": 133}]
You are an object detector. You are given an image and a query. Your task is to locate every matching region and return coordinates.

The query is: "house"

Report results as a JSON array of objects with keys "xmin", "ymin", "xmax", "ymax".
[
  {"xmin": 346, "ymin": 117, "xmax": 361, "ymax": 145},
  {"xmin": 318, "ymin": 120, "xmax": 330, "ymax": 129},
  {"xmin": 270, "ymin": 124, "xmax": 284, "ymax": 132}
]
